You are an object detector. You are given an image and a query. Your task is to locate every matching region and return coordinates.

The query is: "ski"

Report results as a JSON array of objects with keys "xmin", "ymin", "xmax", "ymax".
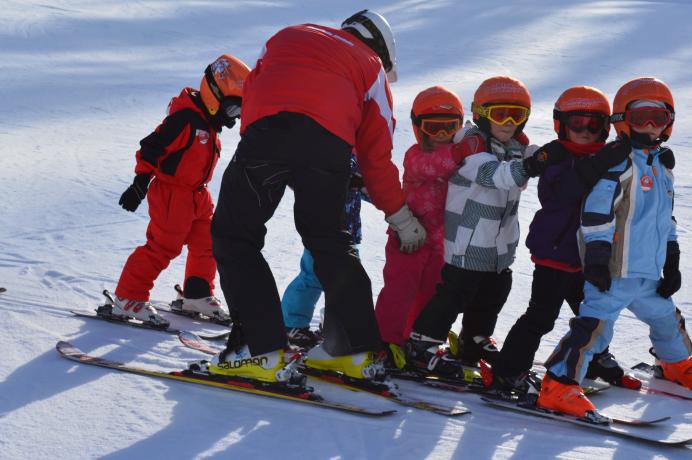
[
  {"xmin": 299, "ymin": 367, "xmax": 469, "ymax": 417},
  {"xmin": 56, "ymin": 341, "xmax": 394, "ymax": 417},
  {"xmin": 390, "ymin": 366, "xmax": 609, "ymax": 398},
  {"xmin": 158, "ymin": 284, "xmax": 232, "ymax": 326},
  {"xmin": 178, "ymin": 331, "xmax": 469, "ymax": 417},
  {"xmin": 631, "ymin": 362, "xmax": 692, "ymax": 401},
  {"xmin": 71, "ymin": 307, "xmax": 229, "ymax": 341},
  {"xmin": 479, "ymin": 396, "xmax": 690, "ymax": 445},
  {"xmin": 0, "ymin": 287, "xmax": 6, "ymax": 293}
]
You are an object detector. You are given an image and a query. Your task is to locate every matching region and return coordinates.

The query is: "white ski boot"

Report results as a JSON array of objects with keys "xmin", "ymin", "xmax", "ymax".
[
  {"xmin": 108, "ymin": 293, "xmax": 169, "ymax": 328},
  {"xmin": 171, "ymin": 284, "xmax": 231, "ymax": 324}
]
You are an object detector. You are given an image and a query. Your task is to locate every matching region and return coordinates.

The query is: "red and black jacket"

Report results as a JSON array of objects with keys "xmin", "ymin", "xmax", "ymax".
[{"xmin": 135, "ymin": 88, "xmax": 221, "ymax": 189}]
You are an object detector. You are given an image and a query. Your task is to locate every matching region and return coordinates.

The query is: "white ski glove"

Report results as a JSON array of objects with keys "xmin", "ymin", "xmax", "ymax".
[{"xmin": 386, "ymin": 204, "xmax": 427, "ymax": 253}]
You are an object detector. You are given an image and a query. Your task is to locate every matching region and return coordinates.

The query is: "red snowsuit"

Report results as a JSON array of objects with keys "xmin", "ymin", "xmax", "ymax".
[
  {"xmin": 115, "ymin": 88, "xmax": 220, "ymax": 301},
  {"xmin": 375, "ymin": 142, "xmax": 464, "ymax": 346}
]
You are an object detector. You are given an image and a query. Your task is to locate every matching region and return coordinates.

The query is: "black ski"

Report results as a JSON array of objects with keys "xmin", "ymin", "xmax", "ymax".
[
  {"xmin": 56, "ymin": 341, "xmax": 394, "ymax": 417},
  {"xmin": 479, "ymin": 396, "xmax": 690, "ymax": 445},
  {"xmin": 178, "ymin": 331, "xmax": 469, "ymax": 417},
  {"xmin": 71, "ymin": 309, "xmax": 230, "ymax": 341},
  {"xmin": 0, "ymin": 287, "xmax": 6, "ymax": 293}
]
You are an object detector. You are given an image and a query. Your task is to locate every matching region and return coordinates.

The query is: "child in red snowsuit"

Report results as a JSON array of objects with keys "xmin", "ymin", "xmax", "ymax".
[
  {"xmin": 375, "ymin": 86, "xmax": 468, "ymax": 361},
  {"xmin": 109, "ymin": 54, "xmax": 250, "ymax": 327}
]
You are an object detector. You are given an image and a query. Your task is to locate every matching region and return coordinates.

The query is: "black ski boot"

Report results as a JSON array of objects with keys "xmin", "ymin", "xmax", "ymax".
[
  {"xmin": 404, "ymin": 333, "xmax": 465, "ymax": 376},
  {"xmin": 586, "ymin": 349, "xmax": 641, "ymax": 389},
  {"xmin": 286, "ymin": 327, "xmax": 322, "ymax": 350},
  {"xmin": 480, "ymin": 360, "xmax": 541, "ymax": 402},
  {"xmin": 458, "ymin": 335, "xmax": 500, "ymax": 367}
]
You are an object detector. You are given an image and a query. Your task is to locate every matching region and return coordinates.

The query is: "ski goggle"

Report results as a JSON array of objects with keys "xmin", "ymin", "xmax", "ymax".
[
  {"xmin": 472, "ymin": 104, "xmax": 530, "ymax": 126},
  {"xmin": 623, "ymin": 107, "xmax": 674, "ymax": 129},
  {"xmin": 564, "ymin": 113, "xmax": 609, "ymax": 134},
  {"xmin": 419, "ymin": 117, "xmax": 462, "ymax": 137}
]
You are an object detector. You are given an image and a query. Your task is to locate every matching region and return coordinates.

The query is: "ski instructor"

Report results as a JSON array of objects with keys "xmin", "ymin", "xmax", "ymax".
[{"xmin": 208, "ymin": 10, "xmax": 426, "ymax": 384}]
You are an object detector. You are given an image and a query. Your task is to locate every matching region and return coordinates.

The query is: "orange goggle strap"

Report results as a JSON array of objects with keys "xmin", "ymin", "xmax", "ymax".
[
  {"xmin": 471, "ymin": 102, "xmax": 530, "ymax": 125},
  {"xmin": 412, "ymin": 112, "xmax": 462, "ymax": 125},
  {"xmin": 611, "ymin": 109, "xmax": 675, "ymax": 126}
]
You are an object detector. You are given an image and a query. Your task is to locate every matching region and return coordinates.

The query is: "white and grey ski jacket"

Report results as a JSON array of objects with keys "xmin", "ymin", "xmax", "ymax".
[{"xmin": 444, "ymin": 129, "xmax": 535, "ymax": 272}]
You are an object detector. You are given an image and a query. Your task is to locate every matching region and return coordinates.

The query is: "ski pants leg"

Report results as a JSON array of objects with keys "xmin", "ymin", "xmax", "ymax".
[
  {"xmin": 212, "ymin": 112, "xmax": 381, "ymax": 356},
  {"xmin": 375, "ymin": 232, "xmax": 433, "ymax": 346},
  {"xmin": 626, "ymin": 280, "xmax": 692, "ymax": 362},
  {"xmin": 183, "ymin": 187, "xmax": 216, "ymax": 295},
  {"xmin": 116, "ymin": 180, "xmax": 194, "ymax": 301},
  {"xmin": 411, "ymin": 265, "xmax": 482, "ymax": 342},
  {"xmin": 459, "ymin": 269, "xmax": 513, "ymax": 362},
  {"xmin": 281, "ymin": 248, "xmax": 323, "ymax": 328},
  {"xmin": 495, "ymin": 265, "xmax": 582, "ymax": 377},
  {"xmin": 402, "ymin": 242, "xmax": 444, "ymax": 345},
  {"xmin": 544, "ymin": 277, "xmax": 692, "ymax": 383}
]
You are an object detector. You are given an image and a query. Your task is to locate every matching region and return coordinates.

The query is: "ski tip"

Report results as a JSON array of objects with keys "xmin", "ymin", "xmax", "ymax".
[
  {"xmin": 174, "ymin": 284, "xmax": 184, "ymax": 295},
  {"xmin": 179, "ymin": 330, "xmax": 202, "ymax": 342},
  {"xmin": 56, "ymin": 340, "xmax": 80, "ymax": 355}
]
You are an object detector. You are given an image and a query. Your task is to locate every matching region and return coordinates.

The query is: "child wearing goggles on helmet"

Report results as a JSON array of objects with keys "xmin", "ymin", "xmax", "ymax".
[
  {"xmin": 404, "ymin": 76, "xmax": 569, "ymax": 376},
  {"xmin": 484, "ymin": 86, "xmax": 644, "ymax": 397},
  {"xmin": 374, "ymin": 86, "xmax": 468, "ymax": 366},
  {"xmin": 538, "ymin": 77, "xmax": 692, "ymax": 419},
  {"xmin": 107, "ymin": 54, "xmax": 250, "ymax": 328}
]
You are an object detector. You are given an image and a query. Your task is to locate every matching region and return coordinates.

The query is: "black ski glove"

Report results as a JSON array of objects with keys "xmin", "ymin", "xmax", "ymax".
[
  {"xmin": 575, "ymin": 137, "xmax": 630, "ymax": 188},
  {"xmin": 658, "ymin": 147, "xmax": 675, "ymax": 170},
  {"xmin": 119, "ymin": 173, "xmax": 151, "ymax": 212},
  {"xmin": 349, "ymin": 171, "xmax": 365, "ymax": 190},
  {"xmin": 584, "ymin": 241, "xmax": 612, "ymax": 292},
  {"xmin": 522, "ymin": 140, "xmax": 568, "ymax": 178},
  {"xmin": 657, "ymin": 241, "xmax": 681, "ymax": 298}
]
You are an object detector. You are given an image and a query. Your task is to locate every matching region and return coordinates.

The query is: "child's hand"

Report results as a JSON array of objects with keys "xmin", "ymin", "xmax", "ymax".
[
  {"xmin": 522, "ymin": 141, "xmax": 568, "ymax": 177},
  {"xmin": 453, "ymin": 120, "xmax": 473, "ymax": 143},
  {"xmin": 119, "ymin": 174, "xmax": 151, "ymax": 212}
]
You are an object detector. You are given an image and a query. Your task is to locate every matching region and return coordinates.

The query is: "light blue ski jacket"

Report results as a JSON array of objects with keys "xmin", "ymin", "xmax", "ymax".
[{"xmin": 580, "ymin": 144, "xmax": 676, "ymax": 280}]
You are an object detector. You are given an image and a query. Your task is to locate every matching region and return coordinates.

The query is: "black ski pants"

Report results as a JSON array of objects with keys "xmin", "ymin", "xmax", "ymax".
[
  {"xmin": 412, "ymin": 264, "xmax": 512, "ymax": 361},
  {"xmin": 211, "ymin": 112, "xmax": 381, "ymax": 356},
  {"xmin": 494, "ymin": 264, "xmax": 584, "ymax": 378}
]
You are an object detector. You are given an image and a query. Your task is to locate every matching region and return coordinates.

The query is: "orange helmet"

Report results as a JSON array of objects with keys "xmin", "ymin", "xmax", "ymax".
[
  {"xmin": 553, "ymin": 86, "xmax": 611, "ymax": 141},
  {"xmin": 410, "ymin": 86, "xmax": 464, "ymax": 143},
  {"xmin": 472, "ymin": 76, "xmax": 531, "ymax": 115},
  {"xmin": 472, "ymin": 76, "xmax": 531, "ymax": 135},
  {"xmin": 611, "ymin": 77, "xmax": 675, "ymax": 141},
  {"xmin": 200, "ymin": 54, "xmax": 251, "ymax": 116}
]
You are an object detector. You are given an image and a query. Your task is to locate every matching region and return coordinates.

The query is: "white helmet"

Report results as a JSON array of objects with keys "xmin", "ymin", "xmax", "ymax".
[{"xmin": 341, "ymin": 9, "xmax": 398, "ymax": 83}]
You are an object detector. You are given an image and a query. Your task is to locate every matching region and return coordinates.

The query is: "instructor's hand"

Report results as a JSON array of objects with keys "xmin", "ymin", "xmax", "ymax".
[{"xmin": 386, "ymin": 205, "xmax": 427, "ymax": 253}]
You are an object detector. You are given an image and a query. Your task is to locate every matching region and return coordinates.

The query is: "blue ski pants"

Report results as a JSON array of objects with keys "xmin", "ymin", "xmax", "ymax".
[{"xmin": 546, "ymin": 277, "xmax": 691, "ymax": 383}]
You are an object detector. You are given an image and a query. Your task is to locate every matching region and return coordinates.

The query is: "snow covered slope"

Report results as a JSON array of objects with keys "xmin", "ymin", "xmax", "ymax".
[{"xmin": 1, "ymin": 1, "xmax": 691, "ymax": 458}]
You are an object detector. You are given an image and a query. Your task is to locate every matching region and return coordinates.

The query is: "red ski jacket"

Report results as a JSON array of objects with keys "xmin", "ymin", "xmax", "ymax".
[
  {"xmin": 241, "ymin": 24, "xmax": 404, "ymax": 215},
  {"xmin": 134, "ymin": 88, "xmax": 220, "ymax": 190}
]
